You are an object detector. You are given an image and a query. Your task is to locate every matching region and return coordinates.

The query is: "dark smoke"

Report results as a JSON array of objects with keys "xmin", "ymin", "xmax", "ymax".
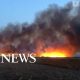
[{"xmin": 0, "ymin": 2, "xmax": 80, "ymax": 53}]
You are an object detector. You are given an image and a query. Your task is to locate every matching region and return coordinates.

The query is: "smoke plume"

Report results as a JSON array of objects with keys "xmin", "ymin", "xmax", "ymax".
[{"xmin": 0, "ymin": 2, "xmax": 80, "ymax": 54}]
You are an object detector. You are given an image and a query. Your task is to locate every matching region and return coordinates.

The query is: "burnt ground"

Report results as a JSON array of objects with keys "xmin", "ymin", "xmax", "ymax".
[{"xmin": 0, "ymin": 58, "xmax": 80, "ymax": 80}]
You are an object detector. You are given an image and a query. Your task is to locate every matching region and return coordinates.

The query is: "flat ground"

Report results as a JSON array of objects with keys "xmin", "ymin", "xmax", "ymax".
[{"xmin": 0, "ymin": 58, "xmax": 80, "ymax": 80}]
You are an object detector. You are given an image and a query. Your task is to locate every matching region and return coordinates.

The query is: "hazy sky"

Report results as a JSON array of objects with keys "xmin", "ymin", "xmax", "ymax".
[{"xmin": 0, "ymin": 0, "xmax": 73, "ymax": 27}]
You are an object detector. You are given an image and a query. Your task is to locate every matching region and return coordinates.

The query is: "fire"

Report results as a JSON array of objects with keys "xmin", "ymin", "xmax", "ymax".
[
  {"xmin": 34, "ymin": 47, "xmax": 75, "ymax": 57},
  {"xmin": 38, "ymin": 51, "xmax": 67, "ymax": 57}
]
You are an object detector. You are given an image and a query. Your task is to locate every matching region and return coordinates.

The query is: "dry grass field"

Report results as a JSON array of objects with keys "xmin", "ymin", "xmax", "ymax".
[{"xmin": 0, "ymin": 57, "xmax": 80, "ymax": 80}]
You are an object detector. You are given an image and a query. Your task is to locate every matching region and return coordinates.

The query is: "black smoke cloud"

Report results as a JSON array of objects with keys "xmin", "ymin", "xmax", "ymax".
[{"xmin": 0, "ymin": 2, "xmax": 80, "ymax": 53}]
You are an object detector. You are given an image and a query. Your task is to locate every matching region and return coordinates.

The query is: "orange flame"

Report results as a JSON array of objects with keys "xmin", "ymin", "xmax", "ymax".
[
  {"xmin": 34, "ymin": 47, "xmax": 75, "ymax": 57},
  {"xmin": 38, "ymin": 51, "xmax": 67, "ymax": 57}
]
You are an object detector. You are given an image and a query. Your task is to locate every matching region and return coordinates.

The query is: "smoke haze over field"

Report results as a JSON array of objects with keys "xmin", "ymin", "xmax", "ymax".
[{"xmin": 0, "ymin": 2, "xmax": 80, "ymax": 56}]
